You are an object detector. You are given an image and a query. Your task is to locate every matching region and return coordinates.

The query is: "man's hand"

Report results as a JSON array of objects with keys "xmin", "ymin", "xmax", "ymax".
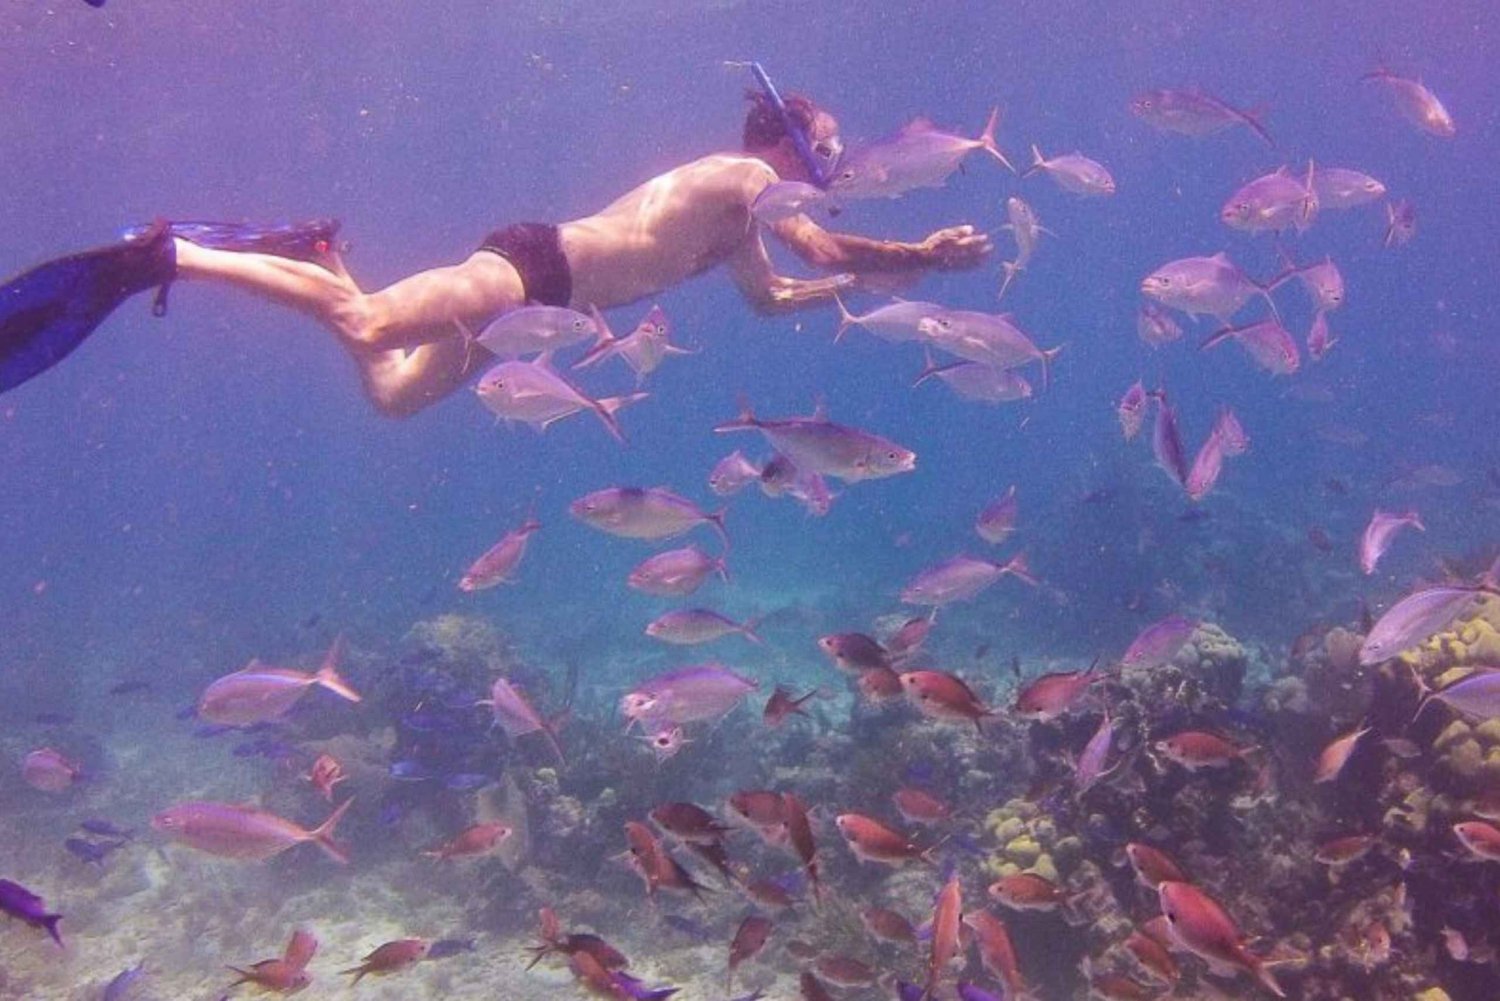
[{"xmin": 920, "ymin": 225, "xmax": 992, "ymax": 271}]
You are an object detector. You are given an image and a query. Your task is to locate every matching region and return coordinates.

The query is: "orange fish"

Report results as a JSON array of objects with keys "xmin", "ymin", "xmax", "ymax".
[
  {"xmin": 834, "ymin": 813, "xmax": 932, "ymax": 866},
  {"xmin": 1313, "ymin": 725, "xmax": 1371, "ymax": 783},
  {"xmin": 1152, "ymin": 731, "xmax": 1254, "ymax": 770},
  {"xmin": 1125, "ymin": 842, "xmax": 1188, "ymax": 889},
  {"xmin": 1454, "ymin": 820, "xmax": 1500, "ymax": 861},
  {"xmin": 227, "ymin": 927, "xmax": 319, "ymax": 995},
  {"xmin": 306, "ymin": 754, "xmax": 346, "ymax": 802},
  {"xmin": 988, "ymin": 872, "xmax": 1069, "ymax": 912},
  {"xmin": 152, "ymin": 798, "xmax": 353, "ymax": 863},
  {"xmin": 726, "ymin": 790, "xmax": 789, "ymax": 844},
  {"xmin": 899, "ymin": 669, "xmax": 996, "ymax": 728},
  {"xmin": 197, "ymin": 636, "xmax": 360, "ymax": 727},
  {"xmin": 927, "ymin": 875, "xmax": 963, "ymax": 997},
  {"xmin": 782, "ymin": 792, "xmax": 822, "ymax": 902},
  {"xmin": 861, "ymin": 906, "xmax": 917, "ymax": 944},
  {"xmin": 1158, "ymin": 881, "xmax": 1283, "ymax": 997},
  {"xmin": 727, "ymin": 915, "xmax": 773, "ymax": 991},
  {"xmin": 339, "ymin": 938, "xmax": 429, "ymax": 984},
  {"xmin": 1124, "ymin": 927, "xmax": 1179, "ymax": 985},
  {"xmin": 964, "ymin": 908, "xmax": 1028, "ymax": 998},
  {"xmin": 1314, "ymin": 833, "xmax": 1377, "ymax": 866},
  {"xmin": 892, "ymin": 787, "xmax": 953, "ymax": 825},
  {"xmin": 814, "ymin": 954, "xmax": 875, "ymax": 986},
  {"xmin": 423, "ymin": 821, "xmax": 512, "ymax": 860},
  {"xmin": 1014, "ymin": 663, "xmax": 1101, "ymax": 720},
  {"xmin": 856, "ymin": 666, "xmax": 904, "ymax": 702},
  {"xmin": 799, "ymin": 971, "xmax": 836, "ymax": 1001}
]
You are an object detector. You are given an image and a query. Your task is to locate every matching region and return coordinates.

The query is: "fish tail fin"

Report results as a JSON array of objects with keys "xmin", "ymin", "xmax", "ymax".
[
  {"xmin": 309, "ymin": 797, "xmax": 354, "ymax": 864},
  {"xmin": 1040, "ymin": 344, "xmax": 1064, "ymax": 390},
  {"xmin": 714, "ymin": 556, "xmax": 732, "ymax": 584},
  {"xmin": 571, "ymin": 305, "xmax": 619, "ymax": 369},
  {"xmin": 1240, "ymin": 103, "xmax": 1275, "ymax": 148},
  {"xmin": 587, "ymin": 395, "xmax": 627, "ymax": 444},
  {"xmin": 707, "ymin": 508, "xmax": 731, "ymax": 552},
  {"xmin": 452, "ymin": 316, "xmax": 482, "ymax": 374},
  {"xmin": 977, "ymin": 106, "xmax": 1015, "ymax": 172},
  {"xmin": 832, "ymin": 290, "xmax": 858, "ymax": 344},
  {"xmin": 1383, "ymin": 202, "xmax": 1399, "ymax": 248},
  {"xmin": 1300, "ymin": 158, "xmax": 1320, "ymax": 229},
  {"xmin": 597, "ymin": 392, "xmax": 649, "ymax": 420},
  {"xmin": 740, "ymin": 615, "xmax": 765, "ymax": 646},
  {"xmin": 339, "ymin": 966, "xmax": 369, "ymax": 984},
  {"xmin": 1251, "ymin": 955, "xmax": 1287, "ymax": 998},
  {"xmin": 542, "ymin": 715, "xmax": 568, "ymax": 765},
  {"xmin": 41, "ymin": 913, "xmax": 63, "ymax": 947},
  {"xmin": 226, "ymin": 967, "xmax": 254, "ymax": 987},
  {"xmin": 1022, "ymin": 142, "xmax": 1045, "ymax": 179},
  {"xmin": 1406, "ymin": 661, "xmax": 1436, "ymax": 726},
  {"xmin": 913, "ymin": 346, "xmax": 956, "ymax": 388},
  {"xmin": 998, "ymin": 259, "xmax": 1021, "ymax": 300},
  {"xmin": 1407, "ymin": 510, "xmax": 1427, "ymax": 532},
  {"xmin": 314, "ymin": 634, "xmax": 361, "ymax": 703},
  {"xmin": 1005, "ymin": 552, "xmax": 1040, "ymax": 586}
]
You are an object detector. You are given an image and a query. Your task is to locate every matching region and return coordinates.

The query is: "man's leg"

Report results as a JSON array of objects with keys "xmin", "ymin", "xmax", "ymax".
[{"xmin": 174, "ymin": 242, "xmax": 523, "ymax": 416}]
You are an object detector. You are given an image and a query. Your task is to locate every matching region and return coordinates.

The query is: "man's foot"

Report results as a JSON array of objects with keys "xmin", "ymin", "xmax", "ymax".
[{"xmin": 122, "ymin": 219, "xmax": 344, "ymax": 272}]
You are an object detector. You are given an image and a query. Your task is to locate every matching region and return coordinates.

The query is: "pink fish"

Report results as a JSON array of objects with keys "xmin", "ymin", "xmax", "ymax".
[
  {"xmin": 1307, "ymin": 311, "xmax": 1336, "ymax": 361},
  {"xmin": 1201, "ymin": 318, "xmax": 1300, "ymax": 375},
  {"xmin": 152, "ymin": 798, "xmax": 353, "ymax": 863},
  {"xmin": 571, "ymin": 486, "xmax": 727, "ymax": 547},
  {"xmin": 1141, "ymin": 253, "xmax": 1274, "ymax": 323},
  {"xmin": 1158, "ymin": 881, "xmax": 1284, "ymax": 996},
  {"xmin": 899, "ymin": 669, "xmax": 997, "ymax": 728},
  {"xmin": 645, "ymin": 609, "xmax": 762, "ymax": 646},
  {"xmin": 1025, "ymin": 144, "xmax": 1115, "ymax": 196},
  {"xmin": 1015, "ymin": 663, "xmax": 1101, "ymax": 720},
  {"xmin": 621, "ymin": 664, "xmax": 758, "ymax": 730},
  {"xmin": 1454, "ymin": 821, "xmax": 1500, "ymax": 862},
  {"xmin": 1185, "ymin": 427, "xmax": 1226, "ymax": 502},
  {"xmin": 340, "ymin": 939, "xmax": 430, "ymax": 985},
  {"xmin": 1129, "ymin": 88, "xmax": 1272, "ymax": 146},
  {"xmin": 1384, "ymin": 199, "xmax": 1417, "ymax": 248},
  {"xmin": 458, "ymin": 518, "xmax": 541, "ymax": 591},
  {"xmin": 835, "ymin": 813, "xmax": 932, "ymax": 866},
  {"xmin": 1122, "ymin": 615, "xmax": 1195, "ymax": 670},
  {"xmin": 892, "ymin": 787, "xmax": 953, "ymax": 825},
  {"xmin": 964, "ymin": 908, "xmax": 1028, "ymax": 998},
  {"xmin": 1154, "ymin": 731, "xmax": 1253, "ymax": 771},
  {"xmin": 763, "ymin": 686, "xmax": 818, "ymax": 727},
  {"xmin": 715, "ymin": 402, "xmax": 915, "ymax": 483},
  {"xmin": 1137, "ymin": 302, "xmax": 1183, "ymax": 348},
  {"xmin": 1126, "ymin": 843, "xmax": 1188, "ymax": 889},
  {"xmin": 998, "ymin": 196, "xmax": 1048, "ymax": 299},
  {"xmin": 475, "ymin": 354, "xmax": 645, "ymax": 443},
  {"xmin": 197, "ymin": 636, "xmax": 360, "ymax": 727},
  {"xmin": 707, "ymin": 451, "xmax": 762, "ymax": 497},
  {"xmin": 975, "ymin": 486, "xmax": 1019, "ymax": 544},
  {"xmin": 1274, "ymin": 254, "xmax": 1344, "ymax": 312},
  {"xmin": 1411, "ymin": 667, "xmax": 1500, "ymax": 724},
  {"xmin": 726, "ymin": 915, "xmax": 774, "ymax": 991},
  {"xmin": 1118, "ymin": 380, "xmax": 1148, "ymax": 441},
  {"xmin": 1359, "ymin": 509, "xmax": 1424, "ymax": 575},
  {"xmin": 1075, "ymin": 709, "xmax": 1116, "ymax": 791},
  {"xmin": 1150, "ymin": 390, "xmax": 1188, "ymax": 486},
  {"xmin": 1220, "ymin": 163, "xmax": 1317, "ymax": 234},
  {"xmin": 479, "ymin": 676, "xmax": 564, "ymax": 762},
  {"xmin": 627, "ymin": 546, "xmax": 728, "ymax": 596},
  {"xmin": 574, "ymin": 304, "xmax": 693, "ymax": 383},
  {"xmin": 21, "ymin": 747, "xmax": 81, "ymax": 793},
  {"xmin": 900, "ymin": 552, "xmax": 1036, "ymax": 606},
  {"xmin": 1362, "ymin": 68, "xmax": 1455, "ymax": 137},
  {"xmin": 1313, "ymin": 725, "xmax": 1371, "ymax": 783}
]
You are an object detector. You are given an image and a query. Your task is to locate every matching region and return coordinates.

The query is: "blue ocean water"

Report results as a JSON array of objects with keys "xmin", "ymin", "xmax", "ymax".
[{"xmin": 1, "ymin": 2, "xmax": 1498, "ymax": 998}]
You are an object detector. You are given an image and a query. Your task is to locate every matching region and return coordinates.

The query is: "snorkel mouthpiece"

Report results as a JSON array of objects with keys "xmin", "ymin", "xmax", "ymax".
[{"xmin": 741, "ymin": 61, "xmax": 833, "ymax": 189}]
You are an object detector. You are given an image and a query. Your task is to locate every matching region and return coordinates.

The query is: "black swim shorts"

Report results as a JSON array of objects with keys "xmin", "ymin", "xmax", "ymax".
[{"xmin": 476, "ymin": 222, "xmax": 573, "ymax": 308}]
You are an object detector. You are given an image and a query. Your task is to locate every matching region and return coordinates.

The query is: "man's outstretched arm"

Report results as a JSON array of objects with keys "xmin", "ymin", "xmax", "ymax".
[
  {"xmin": 728, "ymin": 228, "xmax": 857, "ymax": 315},
  {"xmin": 770, "ymin": 215, "xmax": 992, "ymax": 274}
]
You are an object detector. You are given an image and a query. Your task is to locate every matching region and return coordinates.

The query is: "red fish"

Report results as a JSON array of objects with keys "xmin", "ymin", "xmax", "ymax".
[
  {"xmin": 763, "ymin": 686, "xmax": 819, "ymax": 727},
  {"xmin": 21, "ymin": 747, "xmax": 82, "ymax": 792},
  {"xmin": 800, "ymin": 971, "xmax": 836, "ymax": 1001},
  {"xmin": 727, "ymin": 790, "xmax": 789, "ymax": 845},
  {"xmin": 988, "ymin": 873, "xmax": 1069, "ymax": 912},
  {"xmin": 228, "ymin": 928, "xmax": 319, "ymax": 994},
  {"xmin": 892, "ymin": 787, "xmax": 953, "ymax": 825},
  {"xmin": 422, "ymin": 821, "xmax": 512, "ymax": 860},
  {"xmin": 1158, "ymin": 881, "xmax": 1283, "ymax": 996},
  {"xmin": 649, "ymin": 802, "xmax": 730, "ymax": 845},
  {"xmin": 1313, "ymin": 725, "xmax": 1370, "ymax": 783},
  {"xmin": 964, "ymin": 908, "xmax": 1029, "ymax": 997},
  {"xmin": 835, "ymin": 813, "xmax": 931, "ymax": 866},
  {"xmin": 1124, "ymin": 927, "xmax": 1179, "ymax": 985},
  {"xmin": 458, "ymin": 518, "xmax": 541, "ymax": 590},
  {"xmin": 860, "ymin": 906, "xmax": 916, "ymax": 943},
  {"xmin": 1454, "ymin": 820, "xmax": 1500, "ymax": 861},
  {"xmin": 1315, "ymin": 834, "xmax": 1378, "ymax": 866},
  {"xmin": 782, "ymin": 792, "xmax": 822, "ymax": 902},
  {"xmin": 1153, "ymin": 731, "xmax": 1254, "ymax": 770},
  {"xmin": 814, "ymin": 954, "xmax": 875, "ymax": 986},
  {"xmin": 339, "ymin": 939, "xmax": 430, "ymax": 984},
  {"xmin": 857, "ymin": 666, "xmax": 904, "ymax": 702},
  {"xmin": 726, "ymin": 915, "xmax": 773, "ymax": 991},
  {"xmin": 899, "ymin": 669, "xmax": 996, "ymax": 728},
  {"xmin": 197, "ymin": 636, "xmax": 360, "ymax": 727},
  {"xmin": 1359, "ymin": 509, "xmax": 1424, "ymax": 575},
  {"xmin": 927, "ymin": 876, "xmax": 963, "ymax": 998},
  {"xmin": 1125, "ymin": 842, "xmax": 1188, "ymax": 889},
  {"xmin": 152, "ymin": 798, "xmax": 353, "ymax": 863},
  {"xmin": 306, "ymin": 754, "xmax": 346, "ymax": 802},
  {"xmin": 817, "ymin": 632, "xmax": 892, "ymax": 673},
  {"xmin": 1015, "ymin": 662, "xmax": 1101, "ymax": 720}
]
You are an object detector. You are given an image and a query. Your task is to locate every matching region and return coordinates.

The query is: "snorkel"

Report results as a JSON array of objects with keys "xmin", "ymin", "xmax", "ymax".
[{"xmin": 730, "ymin": 61, "xmax": 836, "ymax": 188}]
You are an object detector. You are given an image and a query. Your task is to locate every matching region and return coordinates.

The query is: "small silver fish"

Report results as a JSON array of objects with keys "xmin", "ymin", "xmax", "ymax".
[
  {"xmin": 901, "ymin": 553, "xmax": 1036, "ymax": 606},
  {"xmin": 1362, "ymin": 68, "xmax": 1455, "ymax": 137},
  {"xmin": 570, "ymin": 487, "xmax": 727, "ymax": 546},
  {"xmin": 475, "ymin": 354, "xmax": 646, "ymax": 442},
  {"xmin": 751, "ymin": 180, "xmax": 837, "ymax": 223},
  {"xmin": 1220, "ymin": 163, "xmax": 1318, "ymax": 234},
  {"xmin": 645, "ymin": 609, "xmax": 762, "ymax": 646},
  {"xmin": 913, "ymin": 351, "xmax": 1033, "ymax": 404},
  {"xmin": 1313, "ymin": 167, "xmax": 1387, "ymax": 209},
  {"xmin": 714, "ymin": 403, "xmax": 914, "ymax": 483},
  {"xmin": 472, "ymin": 305, "xmax": 603, "ymax": 358},
  {"xmin": 834, "ymin": 295, "xmax": 945, "ymax": 345},
  {"xmin": 708, "ymin": 451, "xmax": 763, "ymax": 497},
  {"xmin": 827, "ymin": 108, "xmax": 1012, "ymax": 200},
  {"xmin": 1359, "ymin": 509, "xmax": 1424, "ymax": 575},
  {"xmin": 1137, "ymin": 302, "xmax": 1183, "ymax": 348},
  {"xmin": 459, "ymin": 519, "xmax": 541, "ymax": 591},
  {"xmin": 1384, "ymin": 199, "xmax": 1417, "ymax": 248},
  {"xmin": 1201, "ymin": 318, "xmax": 1300, "ymax": 375},
  {"xmin": 573, "ymin": 305, "xmax": 693, "ymax": 383},
  {"xmin": 1024, "ymin": 144, "xmax": 1115, "ymax": 196},
  {"xmin": 1129, "ymin": 88, "xmax": 1273, "ymax": 146},
  {"xmin": 975, "ymin": 486, "xmax": 1019, "ymax": 544},
  {"xmin": 1141, "ymin": 252, "xmax": 1274, "ymax": 323}
]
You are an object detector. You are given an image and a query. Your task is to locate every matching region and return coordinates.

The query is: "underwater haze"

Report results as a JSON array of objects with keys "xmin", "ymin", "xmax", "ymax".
[{"xmin": 1, "ymin": 1, "xmax": 1499, "ymax": 999}]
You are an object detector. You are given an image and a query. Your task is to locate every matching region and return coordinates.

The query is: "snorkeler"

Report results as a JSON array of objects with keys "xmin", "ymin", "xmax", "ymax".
[{"xmin": 0, "ymin": 67, "xmax": 990, "ymax": 416}]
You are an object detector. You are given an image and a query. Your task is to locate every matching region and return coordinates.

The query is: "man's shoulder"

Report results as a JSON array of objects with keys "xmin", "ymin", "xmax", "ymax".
[{"xmin": 679, "ymin": 152, "xmax": 779, "ymax": 182}]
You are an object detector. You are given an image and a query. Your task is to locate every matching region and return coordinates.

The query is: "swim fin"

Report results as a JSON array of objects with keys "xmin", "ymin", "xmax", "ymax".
[
  {"xmin": 120, "ymin": 218, "xmax": 341, "ymax": 267},
  {"xmin": 0, "ymin": 222, "xmax": 176, "ymax": 394}
]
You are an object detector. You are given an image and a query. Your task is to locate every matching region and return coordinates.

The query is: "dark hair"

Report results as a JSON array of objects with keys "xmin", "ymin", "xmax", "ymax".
[{"xmin": 743, "ymin": 90, "xmax": 820, "ymax": 151}]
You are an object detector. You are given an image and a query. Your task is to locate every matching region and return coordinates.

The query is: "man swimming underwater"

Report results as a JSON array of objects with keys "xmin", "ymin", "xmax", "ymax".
[{"xmin": 0, "ymin": 69, "xmax": 989, "ymax": 416}]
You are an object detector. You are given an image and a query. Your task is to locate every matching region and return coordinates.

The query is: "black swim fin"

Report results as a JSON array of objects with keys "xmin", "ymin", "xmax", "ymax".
[{"xmin": 0, "ymin": 222, "xmax": 176, "ymax": 394}]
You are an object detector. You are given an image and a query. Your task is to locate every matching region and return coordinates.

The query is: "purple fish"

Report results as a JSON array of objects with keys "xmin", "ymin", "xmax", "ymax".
[
  {"xmin": 975, "ymin": 486, "xmax": 1019, "ymax": 544},
  {"xmin": 627, "ymin": 546, "xmax": 728, "ymax": 596},
  {"xmin": 1150, "ymin": 391, "xmax": 1187, "ymax": 487},
  {"xmin": 1185, "ymin": 426, "xmax": 1226, "ymax": 502},
  {"xmin": 1025, "ymin": 144, "xmax": 1115, "ymax": 196},
  {"xmin": 1361, "ymin": 584, "xmax": 1487, "ymax": 665},
  {"xmin": 475, "ymin": 354, "xmax": 646, "ymax": 442},
  {"xmin": 1220, "ymin": 163, "xmax": 1317, "ymax": 234},
  {"xmin": 901, "ymin": 553, "xmax": 1036, "ymax": 606},
  {"xmin": 1129, "ymin": 88, "xmax": 1273, "ymax": 146},
  {"xmin": 0, "ymin": 879, "xmax": 63, "ymax": 946},
  {"xmin": 715, "ymin": 403, "xmax": 915, "ymax": 483},
  {"xmin": 570, "ymin": 487, "xmax": 727, "ymax": 547},
  {"xmin": 645, "ymin": 609, "xmax": 762, "ymax": 646},
  {"xmin": 574, "ymin": 305, "xmax": 693, "ymax": 383},
  {"xmin": 1137, "ymin": 301, "xmax": 1183, "ymax": 348},
  {"xmin": 895, "ymin": 981, "xmax": 926, "ymax": 1001},
  {"xmin": 479, "ymin": 677, "xmax": 564, "ymax": 762},
  {"xmin": 1362, "ymin": 68, "xmax": 1455, "ymax": 137},
  {"xmin": 102, "ymin": 962, "xmax": 146, "ymax": 1001},
  {"xmin": 1384, "ymin": 199, "xmax": 1417, "ymax": 248},
  {"xmin": 914, "ymin": 352, "xmax": 1033, "ymax": 404},
  {"xmin": 1141, "ymin": 252, "xmax": 1274, "ymax": 323},
  {"xmin": 1359, "ymin": 509, "xmax": 1424, "ymax": 575},
  {"xmin": 1201, "ymin": 318, "xmax": 1300, "ymax": 375},
  {"xmin": 1075, "ymin": 710, "xmax": 1115, "ymax": 792},
  {"xmin": 458, "ymin": 518, "xmax": 541, "ymax": 591},
  {"xmin": 828, "ymin": 108, "xmax": 1012, "ymax": 200},
  {"xmin": 1118, "ymin": 380, "xmax": 1148, "ymax": 441},
  {"xmin": 1313, "ymin": 167, "xmax": 1387, "ymax": 209},
  {"xmin": 610, "ymin": 971, "xmax": 679, "ymax": 1001},
  {"xmin": 1307, "ymin": 310, "xmax": 1336, "ymax": 361},
  {"xmin": 621, "ymin": 664, "xmax": 759, "ymax": 730},
  {"xmin": 1122, "ymin": 615, "xmax": 1196, "ymax": 669},
  {"xmin": 708, "ymin": 451, "xmax": 762, "ymax": 497}
]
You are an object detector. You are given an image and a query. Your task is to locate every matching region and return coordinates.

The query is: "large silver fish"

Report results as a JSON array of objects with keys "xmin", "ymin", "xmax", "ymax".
[
  {"xmin": 714, "ymin": 403, "xmax": 914, "ymax": 483},
  {"xmin": 827, "ymin": 109, "xmax": 1012, "ymax": 201}
]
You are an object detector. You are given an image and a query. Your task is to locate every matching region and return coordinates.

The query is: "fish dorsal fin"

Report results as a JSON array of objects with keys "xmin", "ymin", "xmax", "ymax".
[
  {"xmin": 811, "ymin": 398, "xmax": 830, "ymax": 422},
  {"xmin": 534, "ymin": 350, "xmax": 556, "ymax": 371},
  {"xmin": 901, "ymin": 117, "xmax": 938, "ymax": 135},
  {"xmin": 1211, "ymin": 251, "xmax": 1230, "ymax": 262}
]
